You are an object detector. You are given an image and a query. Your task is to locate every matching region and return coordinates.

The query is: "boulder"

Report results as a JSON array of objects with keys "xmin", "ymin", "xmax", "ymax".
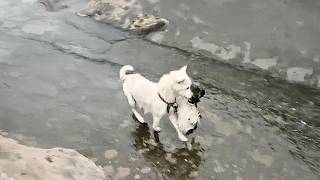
[
  {"xmin": 0, "ymin": 135, "xmax": 105, "ymax": 180},
  {"xmin": 77, "ymin": 0, "xmax": 168, "ymax": 34}
]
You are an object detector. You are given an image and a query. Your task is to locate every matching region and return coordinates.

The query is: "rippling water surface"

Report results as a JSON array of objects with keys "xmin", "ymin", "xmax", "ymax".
[{"xmin": 0, "ymin": 0, "xmax": 319, "ymax": 179}]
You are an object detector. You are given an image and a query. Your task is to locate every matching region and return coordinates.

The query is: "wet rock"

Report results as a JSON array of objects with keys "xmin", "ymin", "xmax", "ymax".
[
  {"xmin": 77, "ymin": 0, "xmax": 168, "ymax": 34},
  {"xmin": 0, "ymin": 135, "xmax": 105, "ymax": 180},
  {"xmin": 115, "ymin": 166, "xmax": 131, "ymax": 179},
  {"xmin": 104, "ymin": 149, "xmax": 118, "ymax": 159},
  {"xmin": 129, "ymin": 14, "xmax": 168, "ymax": 34}
]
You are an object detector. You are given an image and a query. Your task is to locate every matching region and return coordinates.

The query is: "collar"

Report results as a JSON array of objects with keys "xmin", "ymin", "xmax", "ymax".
[{"xmin": 158, "ymin": 93, "xmax": 178, "ymax": 113}]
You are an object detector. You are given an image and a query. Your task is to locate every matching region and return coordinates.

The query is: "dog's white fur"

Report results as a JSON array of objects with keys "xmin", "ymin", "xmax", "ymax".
[
  {"xmin": 175, "ymin": 97, "xmax": 201, "ymax": 133},
  {"xmin": 120, "ymin": 65, "xmax": 197, "ymax": 141}
]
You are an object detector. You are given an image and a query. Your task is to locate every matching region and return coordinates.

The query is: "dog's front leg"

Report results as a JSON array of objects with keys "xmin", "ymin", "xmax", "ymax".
[
  {"xmin": 169, "ymin": 113, "xmax": 188, "ymax": 142},
  {"xmin": 152, "ymin": 115, "xmax": 162, "ymax": 132}
]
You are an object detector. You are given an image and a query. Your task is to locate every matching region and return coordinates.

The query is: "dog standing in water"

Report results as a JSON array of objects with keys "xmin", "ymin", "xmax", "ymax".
[{"xmin": 120, "ymin": 65, "xmax": 204, "ymax": 141}]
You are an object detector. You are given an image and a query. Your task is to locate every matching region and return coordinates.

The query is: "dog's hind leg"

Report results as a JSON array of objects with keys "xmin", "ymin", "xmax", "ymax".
[{"xmin": 123, "ymin": 85, "xmax": 145, "ymax": 123}]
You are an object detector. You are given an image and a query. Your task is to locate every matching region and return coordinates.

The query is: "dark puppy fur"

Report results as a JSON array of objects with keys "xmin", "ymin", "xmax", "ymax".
[{"xmin": 188, "ymin": 84, "xmax": 205, "ymax": 106}]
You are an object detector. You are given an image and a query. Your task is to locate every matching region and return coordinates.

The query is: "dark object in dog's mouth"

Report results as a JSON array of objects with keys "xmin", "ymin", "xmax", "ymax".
[
  {"xmin": 186, "ymin": 129, "xmax": 194, "ymax": 135},
  {"xmin": 186, "ymin": 123, "xmax": 198, "ymax": 135},
  {"xmin": 188, "ymin": 84, "xmax": 205, "ymax": 104}
]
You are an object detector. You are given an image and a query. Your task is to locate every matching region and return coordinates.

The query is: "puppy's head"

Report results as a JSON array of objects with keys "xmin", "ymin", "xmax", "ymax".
[
  {"xmin": 188, "ymin": 83, "xmax": 205, "ymax": 105},
  {"xmin": 170, "ymin": 66, "xmax": 193, "ymax": 99},
  {"xmin": 176, "ymin": 99, "xmax": 202, "ymax": 136}
]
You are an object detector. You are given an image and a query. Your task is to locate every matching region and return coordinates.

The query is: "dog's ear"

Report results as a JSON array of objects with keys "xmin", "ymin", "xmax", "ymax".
[{"xmin": 180, "ymin": 66, "xmax": 187, "ymax": 73}]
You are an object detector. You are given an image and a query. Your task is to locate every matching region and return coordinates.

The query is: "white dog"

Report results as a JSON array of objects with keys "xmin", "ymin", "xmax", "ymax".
[{"xmin": 120, "ymin": 65, "xmax": 200, "ymax": 141}]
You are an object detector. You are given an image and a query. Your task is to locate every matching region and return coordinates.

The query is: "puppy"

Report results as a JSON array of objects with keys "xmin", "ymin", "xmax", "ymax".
[
  {"xmin": 120, "ymin": 65, "xmax": 196, "ymax": 141},
  {"xmin": 169, "ymin": 85, "xmax": 205, "ymax": 141}
]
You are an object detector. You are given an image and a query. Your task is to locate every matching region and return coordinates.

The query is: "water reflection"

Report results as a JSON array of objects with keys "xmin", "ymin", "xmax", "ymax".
[{"xmin": 131, "ymin": 122, "xmax": 203, "ymax": 179}]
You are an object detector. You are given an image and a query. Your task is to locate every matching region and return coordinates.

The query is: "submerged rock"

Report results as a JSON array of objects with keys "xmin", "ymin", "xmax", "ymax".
[
  {"xmin": 77, "ymin": 0, "xmax": 168, "ymax": 34},
  {"xmin": 0, "ymin": 136, "xmax": 105, "ymax": 180}
]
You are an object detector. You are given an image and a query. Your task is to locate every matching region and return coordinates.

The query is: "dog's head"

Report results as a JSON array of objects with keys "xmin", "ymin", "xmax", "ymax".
[
  {"xmin": 170, "ymin": 66, "xmax": 193, "ymax": 99},
  {"xmin": 176, "ymin": 101, "xmax": 201, "ymax": 136}
]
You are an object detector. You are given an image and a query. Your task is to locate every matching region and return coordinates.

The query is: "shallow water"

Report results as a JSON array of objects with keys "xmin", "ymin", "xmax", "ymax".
[{"xmin": 0, "ymin": 0, "xmax": 319, "ymax": 179}]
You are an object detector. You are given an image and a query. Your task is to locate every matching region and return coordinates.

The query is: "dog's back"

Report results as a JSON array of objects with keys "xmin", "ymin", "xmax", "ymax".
[{"xmin": 120, "ymin": 65, "xmax": 158, "ymax": 113}]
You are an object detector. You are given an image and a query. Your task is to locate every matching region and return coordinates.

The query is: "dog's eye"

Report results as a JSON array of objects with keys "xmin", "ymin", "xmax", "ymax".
[
  {"xmin": 186, "ymin": 87, "xmax": 190, "ymax": 90},
  {"xmin": 188, "ymin": 118, "xmax": 190, "ymax": 121},
  {"xmin": 199, "ymin": 115, "xmax": 202, "ymax": 118},
  {"xmin": 177, "ymin": 79, "xmax": 185, "ymax": 84}
]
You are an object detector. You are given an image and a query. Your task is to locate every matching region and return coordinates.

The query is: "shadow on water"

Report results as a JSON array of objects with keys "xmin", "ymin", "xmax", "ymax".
[{"xmin": 131, "ymin": 122, "xmax": 202, "ymax": 179}]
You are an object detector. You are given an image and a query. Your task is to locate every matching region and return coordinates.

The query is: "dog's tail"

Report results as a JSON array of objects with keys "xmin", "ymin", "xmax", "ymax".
[{"xmin": 120, "ymin": 65, "xmax": 134, "ymax": 81}]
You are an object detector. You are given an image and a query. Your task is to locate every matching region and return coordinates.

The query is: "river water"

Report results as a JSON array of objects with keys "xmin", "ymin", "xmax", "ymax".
[{"xmin": 0, "ymin": 0, "xmax": 319, "ymax": 179}]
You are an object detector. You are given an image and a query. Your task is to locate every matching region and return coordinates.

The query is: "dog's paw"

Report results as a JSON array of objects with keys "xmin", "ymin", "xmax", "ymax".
[
  {"xmin": 153, "ymin": 126, "xmax": 162, "ymax": 132},
  {"xmin": 178, "ymin": 135, "xmax": 188, "ymax": 142}
]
